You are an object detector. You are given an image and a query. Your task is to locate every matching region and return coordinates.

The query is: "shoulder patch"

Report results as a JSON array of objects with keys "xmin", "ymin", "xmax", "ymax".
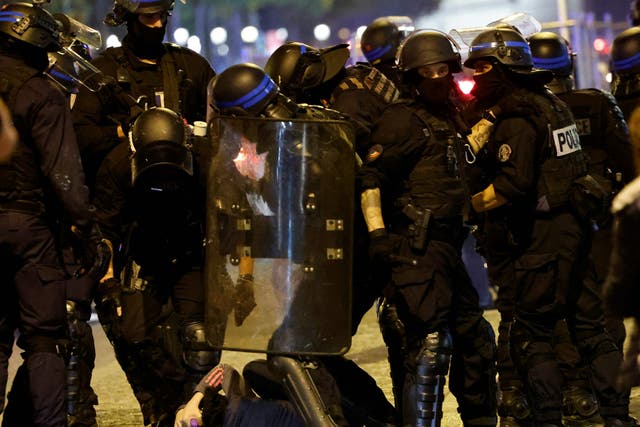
[
  {"xmin": 365, "ymin": 144, "xmax": 384, "ymax": 164},
  {"xmin": 498, "ymin": 144, "xmax": 512, "ymax": 162}
]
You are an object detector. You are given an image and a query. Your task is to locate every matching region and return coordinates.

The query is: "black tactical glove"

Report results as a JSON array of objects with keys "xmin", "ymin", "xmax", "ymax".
[
  {"xmin": 233, "ymin": 274, "xmax": 257, "ymax": 326},
  {"xmin": 74, "ymin": 222, "xmax": 111, "ymax": 281},
  {"xmin": 368, "ymin": 229, "xmax": 395, "ymax": 264}
]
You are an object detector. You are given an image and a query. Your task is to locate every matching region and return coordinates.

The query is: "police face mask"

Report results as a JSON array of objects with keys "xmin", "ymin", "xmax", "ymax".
[
  {"xmin": 471, "ymin": 66, "xmax": 510, "ymax": 106},
  {"xmin": 126, "ymin": 17, "xmax": 166, "ymax": 59},
  {"xmin": 416, "ymin": 75, "xmax": 454, "ymax": 106}
]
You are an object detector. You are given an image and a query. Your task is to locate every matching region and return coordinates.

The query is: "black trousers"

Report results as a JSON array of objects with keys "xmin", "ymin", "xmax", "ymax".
[
  {"xmin": 391, "ymin": 235, "xmax": 497, "ymax": 422},
  {"xmin": 95, "ymin": 267, "xmax": 207, "ymax": 423},
  {"xmin": 0, "ymin": 211, "xmax": 68, "ymax": 427},
  {"xmin": 486, "ymin": 211, "xmax": 628, "ymax": 423}
]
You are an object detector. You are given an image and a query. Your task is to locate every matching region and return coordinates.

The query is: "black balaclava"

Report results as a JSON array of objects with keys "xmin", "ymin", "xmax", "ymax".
[
  {"xmin": 471, "ymin": 62, "xmax": 514, "ymax": 107},
  {"xmin": 124, "ymin": 17, "xmax": 166, "ymax": 60},
  {"xmin": 415, "ymin": 74, "xmax": 455, "ymax": 106}
]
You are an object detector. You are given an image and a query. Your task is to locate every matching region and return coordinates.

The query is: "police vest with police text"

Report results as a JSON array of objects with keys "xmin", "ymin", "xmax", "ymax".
[
  {"xmin": 558, "ymin": 88, "xmax": 628, "ymax": 179},
  {"xmin": 528, "ymin": 90, "xmax": 588, "ymax": 210}
]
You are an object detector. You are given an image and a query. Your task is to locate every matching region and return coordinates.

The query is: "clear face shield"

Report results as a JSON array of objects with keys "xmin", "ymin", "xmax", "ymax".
[
  {"xmin": 449, "ymin": 12, "xmax": 542, "ymax": 64},
  {"xmin": 45, "ymin": 13, "xmax": 104, "ymax": 95},
  {"xmin": 46, "ymin": 44, "xmax": 105, "ymax": 95},
  {"xmin": 54, "ymin": 13, "xmax": 102, "ymax": 50}
]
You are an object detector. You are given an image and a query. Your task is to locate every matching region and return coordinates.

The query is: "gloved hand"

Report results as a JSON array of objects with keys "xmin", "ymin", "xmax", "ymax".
[
  {"xmin": 368, "ymin": 228, "xmax": 395, "ymax": 264},
  {"xmin": 174, "ymin": 391, "xmax": 204, "ymax": 427},
  {"xmin": 74, "ymin": 222, "xmax": 111, "ymax": 281},
  {"xmin": 233, "ymin": 274, "xmax": 257, "ymax": 326}
]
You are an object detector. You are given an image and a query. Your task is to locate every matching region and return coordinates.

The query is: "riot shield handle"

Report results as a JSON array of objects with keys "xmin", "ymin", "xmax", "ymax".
[{"xmin": 270, "ymin": 356, "xmax": 339, "ymax": 427}]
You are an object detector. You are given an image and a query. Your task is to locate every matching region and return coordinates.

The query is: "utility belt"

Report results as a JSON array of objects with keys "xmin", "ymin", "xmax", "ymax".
[
  {"xmin": 0, "ymin": 199, "xmax": 44, "ymax": 215},
  {"xmin": 393, "ymin": 200, "xmax": 465, "ymax": 250}
]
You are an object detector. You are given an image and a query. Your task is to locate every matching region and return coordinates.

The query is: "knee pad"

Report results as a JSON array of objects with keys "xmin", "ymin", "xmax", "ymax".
[
  {"xmin": 498, "ymin": 386, "xmax": 531, "ymax": 421},
  {"xmin": 182, "ymin": 322, "xmax": 220, "ymax": 372},
  {"xmin": 562, "ymin": 384, "xmax": 599, "ymax": 418}
]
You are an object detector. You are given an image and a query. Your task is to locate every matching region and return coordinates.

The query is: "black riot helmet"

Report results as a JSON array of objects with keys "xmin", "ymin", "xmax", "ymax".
[
  {"xmin": 105, "ymin": 0, "xmax": 174, "ymax": 27},
  {"xmin": 397, "ymin": 29, "xmax": 462, "ymax": 73},
  {"xmin": 130, "ymin": 107, "xmax": 193, "ymax": 191},
  {"xmin": 529, "ymin": 31, "xmax": 574, "ymax": 77},
  {"xmin": 611, "ymin": 26, "xmax": 640, "ymax": 75},
  {"xmin": 610, "ymin": 26, "xmax": 640, "ymax": 97},
  {"xmin": 361, "ymin": 16, "xmax": 413, "ymax": 65},
  {"xmin": 464, "ymin": 27, "xmax": 533, "ymax": 70},
  {"xmin": 208, "ymin": 63, "xmax": 296, "ymax": 119},
  {"xmin": 0, "ymin": 2, "xmax": 61, "ymax": 52},
  {"xmin": 264, "ymin": 41, "xmax": 350, "ymax": 101}
]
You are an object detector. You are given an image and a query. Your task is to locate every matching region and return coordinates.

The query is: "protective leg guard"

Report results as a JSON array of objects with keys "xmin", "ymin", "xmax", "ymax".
[
  {"xmin": 65, "ymin": 300, "xmax": 98, "ymax": 427},
  {"xmin": 403, "ymin": 330, "xmax": 452, "ymax": 427},
  {"xmin": 377, "ymin": 297, "xmax": 407, "ymax": 413},
  {"xmin": 270, "ymin": 356, "xmax": 340, "ymax": 427}
]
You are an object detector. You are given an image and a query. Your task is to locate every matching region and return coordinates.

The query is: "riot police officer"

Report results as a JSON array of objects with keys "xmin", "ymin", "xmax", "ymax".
[
  {"xmin": 0, "ymin": 3, "xmax": 105, "ymax": 426},
  {"xmin": 72, "ymin": 0, "xmax": 215, "ymax": 191},
  {"xmin": 265, "ymin": 41, "xmax": 399, "ymax": 158},
  {"xmin": 529, "ymin": 31, "xmax": 635, "ymax": 426},
  {"xmin": 359, "ymin": 29, "xmax": 497, "ymax": 427},
  {"xmin": 611, "ymin": 26, "xmax": 640, "ymax": 120},
  {"xmin": 72, "ymin": 1, "xmax": 215, "ymax": 423},
  {"xmin": 360, "ymin": 16, "xmax": 414, "ymax": 91},
  {"xmin": 92, "ymin": 106, "xmax": 219, "ymax": 426},
  {"xmin": 264, "ymin": 41, "xmax": 404, "ymax": 424},
  {"xmin": 464, "ymin": 27, "xmax": 635, "ymax": 427},
  {"xmin": 207, "ymin": 62, "xmax": 403, "ymax": 427}
]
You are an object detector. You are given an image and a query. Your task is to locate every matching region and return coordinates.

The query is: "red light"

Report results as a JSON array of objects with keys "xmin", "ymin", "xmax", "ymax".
[
  {"xmin": 457, "ymin": 79, "xmax": 475, "ymax": 95},
  {"xmin": 593, "ymin": 38, "xmax": 607, "ymax": 52}
]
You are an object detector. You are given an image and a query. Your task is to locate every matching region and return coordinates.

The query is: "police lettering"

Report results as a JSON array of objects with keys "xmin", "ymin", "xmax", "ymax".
[{"xmin": 552, "ymin": 123, "xmax": 582, "ymax": 157}]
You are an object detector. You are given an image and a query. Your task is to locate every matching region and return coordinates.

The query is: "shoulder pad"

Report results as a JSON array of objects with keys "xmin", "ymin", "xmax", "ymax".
[
  {"xmin": 332, "ymin": 66, "xmax": 399, "ymax": 104},
  {"xmin": 602, "ymin": 90, "xmax": 629, "ymax": 133}
]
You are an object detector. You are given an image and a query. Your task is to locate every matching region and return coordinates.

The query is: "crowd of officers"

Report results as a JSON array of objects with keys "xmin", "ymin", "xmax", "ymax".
[{"xmin": 3, "ymin": 0, "xmax": 640, "ymax": 426}]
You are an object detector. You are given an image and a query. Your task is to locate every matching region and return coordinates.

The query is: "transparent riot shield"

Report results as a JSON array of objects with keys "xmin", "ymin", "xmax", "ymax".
[{"xmin": 205, "ymin": 116, "xmax": 355, "ymax": 356}]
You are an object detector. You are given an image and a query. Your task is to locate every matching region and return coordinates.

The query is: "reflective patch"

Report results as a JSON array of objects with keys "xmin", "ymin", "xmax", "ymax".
[
  {"xmin": 552, "ymin": 123, "xmax": 582, "ymax": 157},
  {"xmin": 498, "ymin": 144, "xmax": 512, "ymax": 162},
  {"xmin": 366, "ymin": 144, "xmax": 383, "ymax": 163},
  {"xmin": 574, "ymin": 118, "xmax": 591, "ymax": 136}
]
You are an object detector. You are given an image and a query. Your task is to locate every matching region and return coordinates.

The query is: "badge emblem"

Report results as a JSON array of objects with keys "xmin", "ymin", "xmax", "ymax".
[{"xmin": 498, "ymin": 144, "xmax": 512, "ymax": 162}]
